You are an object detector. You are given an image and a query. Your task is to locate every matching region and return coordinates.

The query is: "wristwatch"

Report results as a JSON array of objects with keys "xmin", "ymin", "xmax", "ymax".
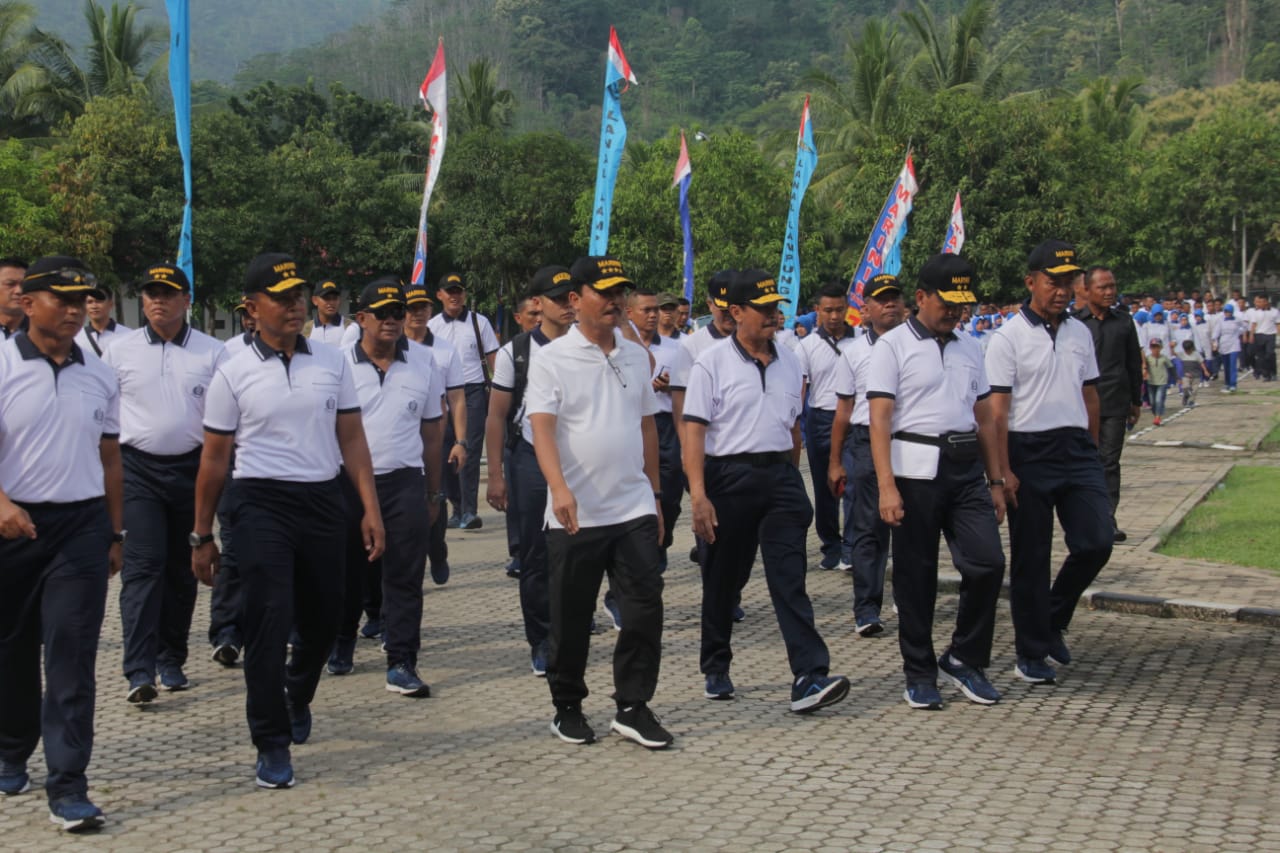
[
  {"xmin": 454, "ymin": 440, "xmax": 467, "ymax": 447},
  {"xmin": 987, "ymin": 478, "xmax": 1006, "ymax": 488},
  {"xmin": 111, "ymin": 530, "xmax": 128, "ymax": 545},
  {"xmin": 188, "ymin": 531, "xmax": 214, "ymax": 547}
]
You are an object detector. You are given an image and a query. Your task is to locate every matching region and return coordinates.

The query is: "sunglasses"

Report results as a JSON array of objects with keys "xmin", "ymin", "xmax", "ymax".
[
  {"xmin": 370, "ymin": 304, "xmax": 406, "ymax": 321},
  {"xmin": 26, "ymin": 268, "xmax": 99, "ymax": 289}
]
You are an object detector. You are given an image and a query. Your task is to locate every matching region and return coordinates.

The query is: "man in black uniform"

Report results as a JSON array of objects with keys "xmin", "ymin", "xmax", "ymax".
[
  {"xmin": 0, "ymin": 256, "xmax": 124, "ymax": 831},
  {"xmin": 866, "ymin": 254, "xmax": 1007, "ymax": 711},
  {"xmin": 1072, "ymin": 266, "xmax": 1142, "ymax": 542}
]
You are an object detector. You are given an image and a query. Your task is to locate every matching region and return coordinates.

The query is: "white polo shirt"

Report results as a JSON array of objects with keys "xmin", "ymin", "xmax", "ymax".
[
  {"xmin": 491, "ymin": 328, "xmax": 552, "ymax": 446},
  {"xmin": 984, "ymin": 305, "xmax": 1098, "ymax": 433},
  {"xmin": 683, "ymin": 336, "xmax": 804, "ymax": 456},
  {"xmin": 0, "ymin": 335, "xmax": 120, "ymax": 502},
  {"xmin": 308, "ymin": 317, "xmax": 350, "ymax": 345},
  {"xmin": 339, "ymin": 324, "xmax": 460, "ymax": 391},
  {"xmin": 344, "ymin": 336, "xmax": 443, "ymax": 475},
  {"xmin": 203, "ymin": 335, "xmax": 360, "ymax": 482},
  {"xmin": 103, "ymin": 324, "xmax": 227, "ymax": 456},
  {"xmin": 427, "ymin": 308, "xmax": 499, "ymax": 385},
  {"xmin": 640, "ymin": 331, "xmax": 687, "ymax": 415},
  {"xmin": 524, "ymin": 325, "xmax": 658, "ymax": 530},
  {"xmin": 1252, "ymin": 307, "xmax": 1278, "ymax": 335},
  {"xmin": 75, "ymin": 319, "xmax": 131, "ymax": 357},
  {"xmin": 774, "ymin": 326, "xmax": 802, "ymax": 352},
  {"xmin": 675, "ymin": 323, "xmax": 731, "ymax": 388},
  {"xmin": 223, "ymin": 330, "xmax": 255, "ymax": 358},
  {"xmin": 797, "ymin": 326, "xmax": 859, "ymax": 410},
  {"xmin": 866, "ymin": 316, "xmax": 991, "ymax": 435},
  {"xmin": 832, "ymin": 328, "xmax": 884, "ymax": 427}
]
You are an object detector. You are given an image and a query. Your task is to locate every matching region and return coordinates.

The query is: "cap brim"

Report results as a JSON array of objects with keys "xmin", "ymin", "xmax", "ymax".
[
  {"xmin": 42, "ymin": 282, "xmax": 99, "ymax": 296},
  {"xmin": 746, "ymin": 293, "xmax": 786, "ymax": 306},
  {"xmin": 361, "ymin": 298, "xmax": 404, "ymax": 311},
  {"xmin": 867, "ymin": 285, "xmax": 902, "ymax": 299},
  {"xmin": 1041, "ymin": 263, "xmax": 1083, "ymax": 275},
  {"xmin": 711, "ymin": 297, "xmax": 729, "ymax": 309},
  {"xmin": 266, "ymin": 277, "xmax": 307, "ymax": 293},
  {"xmin": 442, "ymin": 285, "xmax": 466, "ymax": 292},
  {"xmin": 590, "ymin": 276, "xmax": 634, "ymax": 291},
  {"xmin": 540, "ymin": 283, "xmax": 573, "ymax": 299},
  {"xmin": 406, "ymin": 296, "xmax": 434, "ymax": 305},
  {"xmin": 140, "ymin": 278, "xmax": 185, "ymax": 290},
  {"xmin": 937, "ymin": 289, "xmax": 978, "ymax": 304}
]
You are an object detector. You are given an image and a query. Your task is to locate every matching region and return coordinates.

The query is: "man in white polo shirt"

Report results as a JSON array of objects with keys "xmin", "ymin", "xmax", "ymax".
[
  {"xmin": 867, "ymin": 253, "xmax": 1007, "ymax": 711},
  {"xmin": 428, "ymin": 273, "xmax": 498, "ymax": 531},
  {"xmin": 0, "ymin": 257, "xmax": 26, "ymax": 340},
  {"xmin": 305, "ymin": 279, "xmax": 351, "ymax": 344},
  {"xmin": 485, "ymin": 265, "xmax": 576, "ymax": 676},
  {"xmin": 104, "ymin": 263, "xmax": 227, "ymax": 704},
  {"xmin": 74, "ymin": 287, "xmax": 131, "ymax": 357},
  {"xmin": 684, "ymin": 270, "xmax": 851, "ymax": 713},
  {"xmin": 191, "ymin": 253, "xmax": 384, "ymax": 790},
  {"xmin": 330, "ymin": 279, "xmax": 443, "ymax": 696},
  {"xmin": 1250, "ymin": 293, "xmax": 1277, "ymax": 381},
  {"xmin": 828, "ymin": 274, "xmax": 906, "ymax": 637},
  {"xmin": 0, "ymin": 256, "xmax": 123, "ymax": 831},
  {"xmin": 797, "ymin": 281, "xmax": 860, "ymax": 571},
  {"xmin": 986, "ymin": 240, "xmax": 1113, "ymax": 685},
  {"xmin": 526, "ymin": 255, "xmax": 671, "ymax": 750}
]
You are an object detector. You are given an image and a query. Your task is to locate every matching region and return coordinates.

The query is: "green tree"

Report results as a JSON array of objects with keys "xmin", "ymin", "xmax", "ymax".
[
  {"xmin": 455, "ymin": 58, "xmax": 515, "ymax": 136},
  {"xmin": 1078, "ymin": 75, "xmax": 1147, "ymax": 144},
  {"xmin": 3, "ymin": 0, "xmax": 165, "ymax": 126},
  {"xmin": 901, "ymin": 0, "xmax": 1019, "ymax": 99},
  {"xmin": 0, "ymin": 137, "xmax": 62, "ymax": 257}
]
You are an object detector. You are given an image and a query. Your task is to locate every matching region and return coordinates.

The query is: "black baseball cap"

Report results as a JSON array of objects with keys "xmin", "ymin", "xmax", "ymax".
[
  {"xmin": 438, "ymin": 272, "xmax": 465, "ymax": 291},
  {"xmin": 708, "ymin": 269, "xmax": 736, "ymax": 309},
  {"xmin": 1027, "ymin": 240, "xmax": 1083, "ymax": 275},
  {"xmin": 139, "ymin": 262, "xmax": 189, "ymax": 292},
  {"xmin": 529, "ymin": 265, "xmax": 573, "ymax": 299},
  {"xmin": 917, "ymin": 254, "xmax": 978, "ymax": 305},
  {"xmin": 357, "ymin": 277, "xmax": 406, "ymax": 311},
  {"xmin": 244, "ymin": 253, "xmax": 307, "ymax": 295},
  {"xmin": 22, "ymin": 256, "xmax": 106, "ymax": 298},
  {"xmin": 404, "ymin": 285, "xmax": 433, "ymax": 306},
  {"xmin": 866, "ymin": 274, "xmax": 902, "ymax": 299},
  {"xmin": 315, "ymin": 279, "xmax": 342, "ymax": 297},
  {"xmin": 570, "ymin": 256, "xmax": 635, "ymax": 292},
  {"xmin": 727, "ymin": 269, "xmax": 785, "ymax": 307}
]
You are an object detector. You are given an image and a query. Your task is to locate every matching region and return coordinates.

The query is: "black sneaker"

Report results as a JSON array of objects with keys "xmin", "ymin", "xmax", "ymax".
[
  {"xmin": 211, "ymin": 641, "xmax": 240, "ymax": 667},
  {"xmin": 287, "ymin": 696, "xmax": 312, "ymax": 745},
  {"xmin": 790, "ymin": 674, "xmax": 851, "ymax": 713},
  {"xmin": 550, "ymin": 706, "xmax": 596, "ymax": 745},
  {"xmin": 359, "ymin": 618, "xmax": 383, "ymax": 640},
  {"xmin": 704, "ymin": 671, "xmax": 735, "ymax": 700},
  {"xmin": 126, "ymin": 673, "xmax": 157, "ymax": 705},
  {"xmin": 327, "ymin": 638, "xmax": 355, "ymax": 676},
  {"xmin": 1046, "ymin": 632, "xmax": 1073, "ymax": 667},
  {"xmin": 430, "ymin": 560, "xmax": 450, "ymax": 586},
  {"xmin": 611, "ymin": 703, "xmax": 673, "ymax": 749}
]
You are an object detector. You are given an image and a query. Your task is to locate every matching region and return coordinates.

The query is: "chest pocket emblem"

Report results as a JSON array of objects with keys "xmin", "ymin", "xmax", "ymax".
[
  {"xmin": 325, "ymin": 397, "xmax": 337, "ymax": 411},
  {"xmin": 407, "ymin": 400, "xmax": 419, "ymax": 414},
  {"xmin": 93, "ymin": 407, "xmax": 105, "ymax": 424},
  {"xmin": 192, "ymin": 384, "xmax": 205, "ymax": 398}
]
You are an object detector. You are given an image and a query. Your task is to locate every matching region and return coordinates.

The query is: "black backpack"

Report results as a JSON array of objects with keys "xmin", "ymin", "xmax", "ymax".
[{"xmin": 505, "ymin": 331, "xmax": 533, "ymax": 449}]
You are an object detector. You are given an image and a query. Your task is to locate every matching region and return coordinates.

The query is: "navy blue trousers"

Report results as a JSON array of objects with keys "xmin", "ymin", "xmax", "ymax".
[
  {"xmin": 0, "ymin": 499, "xmax": 109, "ymax": 800},
  {"xmin": 119, "ymin": 445, "xmax": 199, "ymax": 681},
  {"xmin": 1007, "ymin": 428, "xmax": 1113, "ymax": 659},
  {"xmin": 442, "ymin": 383, "xmax": 488, "ymax": 518},
  {"xmin": 511, "ymin": 440, "xmax": 550, "ymax": 650},
  {"xmin": 804, "ymin": 408, "xmax": 853, "ymax": 562},
  {"xmin": 232, "ymin": 478, "xmax": 345, "ymax": 750},
  {"xmin": 846, "ymin": 426, "xmax": 890, "ymax": 623},
  {"xmin": 892, "ymin": 458, "xmax": 1006, "ymax": 684},
  {"xmin": 208, "ymin": 455, "xmax": 241, "ymax": 648},
  {"xmin": 700, "ymin": 458, "xmax": 830, "ymax": 679}
]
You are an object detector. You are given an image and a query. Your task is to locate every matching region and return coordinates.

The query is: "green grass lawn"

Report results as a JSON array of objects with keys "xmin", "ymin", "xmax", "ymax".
[
  {"xmin": 1160, "ymin": 465, "xmax": 1280, "ymax": 573},
  {"xmin": 1263, "ymin": 421, "xmax": 1280, "ymax": 452}
]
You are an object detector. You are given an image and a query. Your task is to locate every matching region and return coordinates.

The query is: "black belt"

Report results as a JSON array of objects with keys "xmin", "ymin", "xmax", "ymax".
[
  {"xmin": 892, "ymin": 430, "xmax": 977, "ymax": 448},
  {"xmin": 121, "ymin": 444, "xmax": 202, "ymax": 463},
  {"xmin": 709, "ymin": 451, "xmax": 790, "ymax": 467}
]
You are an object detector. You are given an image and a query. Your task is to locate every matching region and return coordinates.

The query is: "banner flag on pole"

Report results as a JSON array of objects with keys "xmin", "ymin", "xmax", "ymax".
[
  {"xmin": 588, "ymin": 26, "xmax": 636, "ymax": 255},
  {"xmin": 845, "ymin": 152, "xmax": 918, "ymax": 326},
  {"xmin": 164, "ymin": 0, "xmax": 193, "ymax": 292},
  {"xmin": 411, "ymin": 38, "xmax": 448, "ymax": 287},
  {"xmin": 777, "ymin": 96, "xmax": 816, "ymax": 325},
  {"xmin": 941, "ymin": 192, "xmax": 965, "ymax": 254},
  {"xmin": 672, "ymin": 130, "xmax": 694, "ymax": 303}
]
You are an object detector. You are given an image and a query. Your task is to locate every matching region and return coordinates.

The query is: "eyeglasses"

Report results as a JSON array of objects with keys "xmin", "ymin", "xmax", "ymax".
[
  {"xmin": 371, "ymin": 304, "xmax": 406, "ymax": 321},
  {"xmin": 25, "ymin": 268, "xmax": 98, "ymax": 289},
  {"xmin": 605, "ymin": 353, "xmax": 627, "ymax": 388}
]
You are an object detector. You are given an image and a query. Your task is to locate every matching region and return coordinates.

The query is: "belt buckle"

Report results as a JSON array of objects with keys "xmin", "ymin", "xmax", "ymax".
[{"xmin": 946, "ymin": 432, "xmax": 976, "ymax": 446}]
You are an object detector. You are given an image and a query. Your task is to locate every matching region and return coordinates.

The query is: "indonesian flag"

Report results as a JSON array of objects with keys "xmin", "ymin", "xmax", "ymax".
[
  {"xmin": 411, "ymin": 39, "xmax": 447, "ymax": 286},
  {"xmin": 672, "ymin": 132, "xmax": 691, "ymax": 187},
  {"xmin": 942, "ymin": 192, "xmax": 965, "ymax": 255},
  {"xmin": 608, "ymin": 26, "xmax": 637, "ymax": 91}
]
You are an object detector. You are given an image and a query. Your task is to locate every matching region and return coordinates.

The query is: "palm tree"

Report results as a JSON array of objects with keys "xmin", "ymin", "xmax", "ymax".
[
  {"xmin": 3, "ymin": 0, "xmax": 164, "ymax": 126},
  {"xmin": 901, "ymin": 0, "xmax": 1018, "ymax": 99},
  {"xmin": 801, "ymin": 18, "xmax": 908, "ymax": 196},
  {"xmin": 454, "ymin": 58, "xmax": 515, "ymax": 135},
  {"xmin": 1079, "ymin": 75, "xmax": 1148, "ymax": 144},
  {"xmin": 0, "ymin": 1, "xmax": 35, "ymax": 134}
]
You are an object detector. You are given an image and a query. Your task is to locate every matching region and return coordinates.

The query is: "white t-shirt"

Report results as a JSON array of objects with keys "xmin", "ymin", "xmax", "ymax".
[{"xmin": 524, "ymin": 325, "xmax": 658, "ymax": 530}]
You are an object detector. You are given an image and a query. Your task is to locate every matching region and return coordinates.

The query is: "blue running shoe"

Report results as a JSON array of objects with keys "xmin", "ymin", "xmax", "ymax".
[
  {"xmin": 733, "ymin": 605, "xmax": 746, "ymax": 623},
  {"xmin": 286, "ymin": 697, "xmax": 312, "ymax": 745},
  {"xmin": 159, "ymin": 666, "xmax": 189, "ymax": 692},
  {"xmin": 0, "ymin": 761, "xmax": 29, "ymax": 796},
  {"xmin": 1014, "ymin": 657, "xmax": 1057, "ymax": 685},
  {"xmin": 327, "ymin": 638, "xmax": 355, "ymax": 676},
  {"xmin": 385, "ymin": 663, "xmax": 431, "ymax": 697},
  {"xmin": 704, "ymin": 671, "xmax": 735, "ymax": 700},
  {"xmin": 1046, "ymin": 632, "xmax": 1072, "ymax": 667},
  {"xmin": 818, "ymin": 553, "xmax": 841, "ymax": 571},
  {"xmin": 461, "ymin": 513, "xmax": 482, "ymax": 530},
  {"xmin": 790, "ymin": 674, "xmax": 850, "ymax": 713},
  {"xmin": 903, "ymin": 682, "xmax": 943, "ymax": 710},
  {"xmin": 604, "ymin": 596, "xmax": 622, "ymax": 632},
  {"xmin": 255, "ymin": 748, "xmax": 295, "ymax": 789},
  {"xmin": 530, "ymin": 645, "xmax": 547, "ymax": 677},
  {"xmin": 359, "ymin": 618, "xmax": 383, "ymax": 640},
  {"xmin": 505, "ymin": 557, "xmax": 521, "ymax": 579},
  {"xmin": 126, "ymin": 672, "xmax": 156, "ymax": 705},
  {"xmin": 48, "ymin": 795, "xmax": 104, "ymax": 831},
  {"xmin": 939, "ymin": 653, "xmax": 1001, "ymax": 704}
]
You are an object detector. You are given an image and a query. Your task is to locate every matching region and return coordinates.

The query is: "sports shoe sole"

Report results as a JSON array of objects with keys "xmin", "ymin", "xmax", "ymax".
[
  {"xmin": 550, "ymin": 720, "xmax": 595, "ymax": 745},
  {"xmin": 790, "ymin": 676, "xmax": 851, "ymax": 713},
  {"xmin": 160, "ymin": 680, "xmax": 189, "ymax": 692},
  {"xmin": 49, "ymin": 811, "xmax": 105, "ymax": 832},
  {"xmin": 385, "ymin": 681, "xmax": 431, "ymax": 698},
  {"xmin": 0, "ymin": 777, "xmax": 30, "ymax": 796},
  {"xmin": 126, "ymin": 683, "xmax": 157, "ymax": 705},
  {"xmin": 704, "ymin": 686, "xmax": 735, "ymax": 700},
  {"xmin": 902, "ymin": 689, "xmax": 943, "ymax": 710},
  {"xmin": 855, "ymin": 621, "xmax": 885, "ymax": 637},
  {"xmin": 1012, "ymin": 665, "xmax": 1056, "ymax": 685},
  {"xmin": 255, "ymin": 774, "xmax": 296, "ymax": 789},
  {"xmin": 941, "ymin": 669, "xmax": 1002, "ymax": 703},
  {"xmin": 1046, "ymin": 650, "xmax": 1071, "ymax": 668},
  {"xmin": 610, "ymin": 719, "xmax": 673, "ymax": 749},
  {"xmin": 211, "ymin": 644, "xmax": 240, "ymax": 666}
]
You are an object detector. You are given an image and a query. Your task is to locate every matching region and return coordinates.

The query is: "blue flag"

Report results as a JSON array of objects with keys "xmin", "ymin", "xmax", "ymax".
[
  {"xmin": 164, "ymin": 0, "xmax": 192, "ymax": 292},
  {"xmin": 588, "ymin": 27, "xmax": 636, "ymax": 255},
  {"xmin": 672, "ymin": 131, "xmax": 693, "ymax": 302},
  {"xmin": 846, "ymin": 153, "xmax": 917, "ymax": 326},
  {"xmin": 777, "ymin": 97, "xmax": 816, "ymax": 324}
]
